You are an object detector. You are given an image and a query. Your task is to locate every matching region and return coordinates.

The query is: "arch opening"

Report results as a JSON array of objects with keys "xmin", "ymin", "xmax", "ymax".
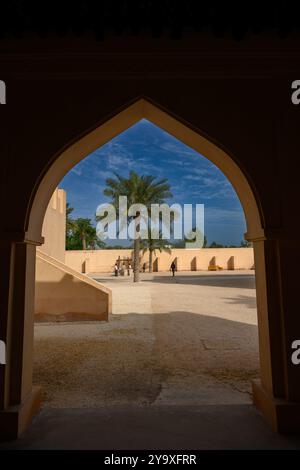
[
  {"xmin": 27, "ymin": 98, "xmax": 264, "ymax": 244},
  {"xmin": 31, "ymin": 98, "xmax": 263, "ymax": 411}
]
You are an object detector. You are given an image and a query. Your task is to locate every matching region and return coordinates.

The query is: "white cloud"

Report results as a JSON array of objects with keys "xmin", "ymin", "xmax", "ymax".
[
  {"xmin": 71, "ymin": 167, "xmax": 82, "ymax": 176},
  {"xmin": 163, "ymin": 159, "xmax": 192, "ymax": 167},
  {"xmin": 99, "ymin": 142, "xmax": 136, "ymax": 171},
  {"xmin": 97, "ymin": 170, "xmax": 113, "ymax": 179},
  {"xmin": 158, "ymin": 141, "xmax": 198, "ymax": 158}
]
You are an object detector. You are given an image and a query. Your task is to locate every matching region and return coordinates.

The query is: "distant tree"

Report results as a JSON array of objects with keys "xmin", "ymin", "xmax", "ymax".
[
  {"xmin": 209, "ymin": 241, "xmax": 224, "ymax": 248},
  {"xmin": 66, "ymin": 203, "xmax": 76, "ymax": 234},
  {"xmin": 65, "ymin": 203, "xmax": 79, "ymax": 248},
  {"xmin": 66, "ymin": 203, "xmax": 78, "ymax": 249},
  {"xmin": 66, "ymin": 217, "xmax": 105, "ymax": 250},
  {"xmin": 74, "ymin": 218, "xmax": 104, "ymax": 250},
  {"xmin": 66, "ymin": 231, "xmax": 82, "ymax": 250},
  {"xmin": 240, "ymin": 239, "xmax": 252, "ymax": 248}
]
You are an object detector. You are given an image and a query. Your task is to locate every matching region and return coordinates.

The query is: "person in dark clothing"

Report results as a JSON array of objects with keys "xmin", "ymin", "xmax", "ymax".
[
  {"xmin": 114, "ymin": 263, "xmax": 119, "ymax": 277},
  {"xmin": 170, "ymin": 261, "xmax": 176, "ymax": 277}
]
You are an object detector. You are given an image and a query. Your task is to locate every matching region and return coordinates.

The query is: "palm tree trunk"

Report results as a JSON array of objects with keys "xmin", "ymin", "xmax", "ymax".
[
  {"xmin": 133, "ymin": 215, "xmax": 140, "ymax": 282},
  {"xmin": 149, "ymin": 249, "xmax": 153, "ymax": 273},
  {"xmin": 133, "ymin": 238, "xmax": 140, "ymax": 282},
  {"xmin": 82, "ymin": 236, "xmax": 87, "ymax": 250}
]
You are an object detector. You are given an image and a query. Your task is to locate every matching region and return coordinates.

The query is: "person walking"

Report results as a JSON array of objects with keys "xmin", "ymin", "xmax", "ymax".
[
  {"xmin": 170, "ymin": 261, "xmax": 176, "ymax": 277},
  {"xmin": 114, "ymin": 263, "xmax": 119, "ymax": 277}
]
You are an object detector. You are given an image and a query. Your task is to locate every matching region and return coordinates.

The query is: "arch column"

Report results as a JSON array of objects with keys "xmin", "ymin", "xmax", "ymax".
[
  {"xmin": 249, "ymin": 231, "xmax": 300, "ymax": 432},
  {"xmin": 0, "ymin": 233, "xmax": 43, "ymax": 440}
]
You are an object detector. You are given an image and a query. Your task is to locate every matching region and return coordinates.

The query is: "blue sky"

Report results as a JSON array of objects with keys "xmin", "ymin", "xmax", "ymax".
[{"xmin": 60, "ymin": 119, "xmax": 246, "ymax": 246}]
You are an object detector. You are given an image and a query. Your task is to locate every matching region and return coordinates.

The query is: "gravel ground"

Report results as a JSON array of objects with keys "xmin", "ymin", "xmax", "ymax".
[{"xmin": 34, "ymin": 271, "xmax": 259, "ymax": 408}]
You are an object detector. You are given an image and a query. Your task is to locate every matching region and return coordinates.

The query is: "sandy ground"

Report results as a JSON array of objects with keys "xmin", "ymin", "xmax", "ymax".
[{"xmin": 34, "ymin": 270, "xmax": 259, "ymax": 408}]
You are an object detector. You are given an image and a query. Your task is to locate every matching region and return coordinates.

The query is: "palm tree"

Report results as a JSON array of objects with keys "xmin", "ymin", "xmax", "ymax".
[
  {"xmin": 74, "ymin": 218, "xmax": 100, "ymax": 250},
  {"xmin": 66, "ymin": 202, "xmax": 105, "ymax": 250},
  {"xmin": 66, "ymin": 203, "xmax": 76, "ymax": 233},
  {"xmin": 66, "ymin": 203, "xmax": 78, "ymax": 249},
  {"xmin": 100, "ymin": 171, "xmax": 172, "ymax": 282},
  {"xmin": 141, "ymin": 232, "xmax": 172, "ymax": 272}
]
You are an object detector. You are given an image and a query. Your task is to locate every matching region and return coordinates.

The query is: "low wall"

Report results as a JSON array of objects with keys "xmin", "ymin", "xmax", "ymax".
[
  {"xmin": 35, "ymin": 250, "xmax": 111, "ymax": 322},
  {"xmin": 65, "ymin": 247, "xmax": 254, "ymax": 273}
]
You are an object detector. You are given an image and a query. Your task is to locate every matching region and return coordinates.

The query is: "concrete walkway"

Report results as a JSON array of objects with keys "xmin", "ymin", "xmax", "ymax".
[{"xmin": 2, "ymin": 405, "xmax": 300, "ymax": 450}]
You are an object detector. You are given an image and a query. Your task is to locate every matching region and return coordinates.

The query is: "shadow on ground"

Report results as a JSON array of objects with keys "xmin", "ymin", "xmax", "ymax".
[
  {"xmin": 143, "ymin": 273, "xmax": 256, "ymax": 288},
  {"xmin": 2, "ymin": 405, "xmax": 300, "ymax": 450},
  {"xmin": 33, "ymin": 311, "xmax": 259, "ymax": 408},
  {"xmin": 0, "ymin": 310, "xmax": 264, "ymax": 450},
  {"xmin": 223, "ymin": 295, "xmax": 257, "ymax": 309}
]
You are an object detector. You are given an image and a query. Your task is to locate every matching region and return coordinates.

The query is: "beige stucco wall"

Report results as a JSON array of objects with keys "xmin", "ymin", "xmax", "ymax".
[
  {"xmin": 35, "ymin": 188, "xmax": 112, "ymax": 321},
  {"xmin": 38, "ymin": 189, "xmax": 254, "ymax": 274},
  {"xmin": 40, "ymin": 188, "xmax": 66, "ymax": 262},
  {"xmin": 65, "ymin": 247, "xmax": 254, "ymax": 273},
  {"xmin": 35, "ymin": 250, "xmax": 111, "ymax": 322}
]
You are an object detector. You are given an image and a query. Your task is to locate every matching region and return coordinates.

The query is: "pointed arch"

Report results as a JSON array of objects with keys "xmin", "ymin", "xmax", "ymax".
[{"xmin": 27, "ymin": 97, "xmax": 263, "ymax": 242}]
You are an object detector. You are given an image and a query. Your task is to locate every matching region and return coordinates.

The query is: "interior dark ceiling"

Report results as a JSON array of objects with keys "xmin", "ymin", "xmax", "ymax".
[{"xmin": 1, "ymin": 1, "xmax": 300, "ymax": 41}]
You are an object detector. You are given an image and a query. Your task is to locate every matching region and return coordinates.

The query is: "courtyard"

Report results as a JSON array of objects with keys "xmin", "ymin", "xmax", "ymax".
[{"xmin": 33, "ymin": 270, "xmax": 259, "ymax": 408}]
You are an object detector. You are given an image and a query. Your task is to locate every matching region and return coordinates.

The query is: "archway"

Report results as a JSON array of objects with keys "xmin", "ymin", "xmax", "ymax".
[
  {"xmin": 1, "ymin": 97, "xmax": 282, "ymax": 439},
  {"xmin": 27, "ymin": 98, "xmax": 263, "ymax": 243}
]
